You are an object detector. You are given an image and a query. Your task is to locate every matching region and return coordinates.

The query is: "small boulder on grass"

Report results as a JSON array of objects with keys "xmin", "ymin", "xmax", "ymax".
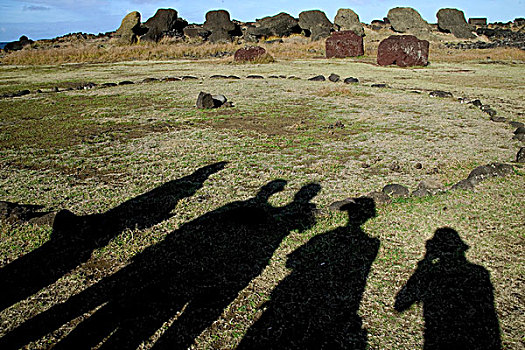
[
  {"xmin": 196, "ymin": 92, "xmax": 230, "ymax": 109},
  {"xmin": 234, "ymin": 46, "xmax": 274, "ymax": 63},
  {"xmin": 516, "ymin": 147, "xmax": 525, "ymax": 163},
  {"xmin": 382, "ymin": 184, "xmax": 410, "ymax": 198}
]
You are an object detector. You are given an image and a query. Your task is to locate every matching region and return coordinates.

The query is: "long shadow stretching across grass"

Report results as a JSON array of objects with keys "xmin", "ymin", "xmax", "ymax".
[
  {"xmin": 238, "ymin": 197, "xmax": 379, "ymax": 350},
  {"xmin": 0, "ymin": 180, "xmax": 320, "ymax": 349},
  {"xmin": 0, "ymin": 161, "xmax": 227, "ymax": 312},
  {"xmin": 395, "ymin": 227, "xmax": 501, "ymax": 350}
]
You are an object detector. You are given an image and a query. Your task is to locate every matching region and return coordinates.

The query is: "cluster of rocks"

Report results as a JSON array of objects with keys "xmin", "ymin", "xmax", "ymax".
[
  {"xmin": 3, "ymin": 35, "xmax": 33, "ymax": 52},
  {"xmin": 115, "ymin": 9, "xmax": 188, "ymax": 44},
  {"xmin": 329, "ymin": 160, "xmax": 517, "ymax": 211}
]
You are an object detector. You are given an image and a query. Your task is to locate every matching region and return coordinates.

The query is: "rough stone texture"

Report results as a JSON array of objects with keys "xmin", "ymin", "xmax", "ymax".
[
  {"xmin": 514, "ymin": 126, "xmax": 525, "ymax": 135},
  {"xmin": 328, "ymin": 73, "xmax": 340, "ymax": 82},
  {"xmin": 469, "ymin": 18, "xmax": 487, "ymax": 26},
  {"xmin": 437, "ymin": 8, "xmax": 476, "ymax": 39},
  {"xmin": 246, "ymin": 12, "xmax": 301, "ymax": 39},
  {"xmin": 366, "ymin": 191, "xmax": 392, "ymax": 205},
  {"xmin": 326, "ymin": 30, "xmax": 364, "ymax": 58},
  {"xmin": 196, "ymin": 92, "xmax": 215, "ymax": 109},
  {"xmin": 308, "ymin": 75, "xmax": 326, "ymax": 81},
  {"xmin": 115, "ymin": 12, "xmax": 142, "ymax": 44},
  {"xmin": 467, "ymin": 163, "xmax": 514, "ymax": 183},
  {"xmin": 203, "ymin": 10, "xmax": 237, "ymax": 43},
  {"xmin": 382, "ymin": 184, "xmax": 410, "ymax": 197},
  {"xmin": 334, "ymin": 9, "xmax": 364, "ymax": 37},
  {"xmin": 451, "ymin": 179, "xmax": 476, "ymax": 190},
  {"xmin": 377, "ymin": 35, "xmax": 429, "ymax": 67},
  {"xmin": 141, "ymin": 9, "xmax": 187, "ymax": 42},
  {"xmin": 4, "ymin": 35, "xmax": 34, "ymax": 51},
  {"xmin": 298, "ymin": 10, "xmax": 333, "ymax": 41},
  {"xmin": 517, "ymin": 148, "xmax": 525, "ymax": 163},
  {"xmin": 344, "ymin": 77, "xmax": 359, "ymax": 84},
  {"xmin": 183, "ymin": 25, "xmax": 211, "ymax": 40},
  {"xmin": 234, "ymin": 46, "xmax": 267, "ymax": 61},
  {"xmin": 387, "ymin": 7, "xmax": 430, "ymax": 33}
]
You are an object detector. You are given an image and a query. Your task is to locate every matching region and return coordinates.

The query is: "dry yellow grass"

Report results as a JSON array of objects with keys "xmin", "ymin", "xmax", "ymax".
[{"xmin": 2, "ymin": 32, "xmax": 524, "ymax": 66}]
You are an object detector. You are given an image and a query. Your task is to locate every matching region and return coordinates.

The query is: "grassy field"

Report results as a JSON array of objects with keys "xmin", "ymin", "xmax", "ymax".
[{"xmin": 0, "ymin": 57, "xmax": 524, "ymax": 349}]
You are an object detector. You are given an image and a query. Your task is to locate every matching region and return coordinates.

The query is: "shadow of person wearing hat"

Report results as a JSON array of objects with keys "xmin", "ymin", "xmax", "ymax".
[
  {"xmin": 395, "ymin": 227, "xmax": 501, "ymax": 350},
  {"xmin": 238, "ymin": 196, "xmax": 379, "ymax": 350}
]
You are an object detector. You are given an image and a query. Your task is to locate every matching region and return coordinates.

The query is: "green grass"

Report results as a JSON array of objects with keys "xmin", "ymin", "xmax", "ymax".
[{"xmin": 0, "ymin": 59, "xmax": 524, "ymax": 349}]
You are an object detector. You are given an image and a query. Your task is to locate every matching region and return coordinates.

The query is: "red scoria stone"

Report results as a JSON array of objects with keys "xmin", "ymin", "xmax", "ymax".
[
  {"xmin": 326, "ymin": 30, "xmax": 364, "ymax": 58},
  {"xmin": 377, "ymin": 35, "xmax": 429, "ymax": 67}
]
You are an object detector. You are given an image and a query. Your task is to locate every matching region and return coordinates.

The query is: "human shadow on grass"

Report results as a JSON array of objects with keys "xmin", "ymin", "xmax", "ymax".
[
  {"xmin": 0, "ymin": 161, "xmax": 227, "ymax": 312},
  {"xmin": 395, "ymin": 227, "xmax": 501, "ymax": 350},
  {"xmin": 0, "ymin": 181, "xmax": 320, "ymax": 350},
  {"xmin": 238, "ymin": 196, "xmax": 380, "ymax": 350}
]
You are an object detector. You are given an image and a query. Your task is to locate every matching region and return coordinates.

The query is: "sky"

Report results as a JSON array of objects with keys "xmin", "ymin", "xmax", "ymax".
[{"xmin": 0, "ymin": 0, "xmax": 524, "ymax": 42}]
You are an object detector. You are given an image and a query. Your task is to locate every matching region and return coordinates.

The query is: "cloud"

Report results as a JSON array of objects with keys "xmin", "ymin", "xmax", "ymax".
[{"xmin": 23, "ymin": 5, "xmax": 51, "ymax": 11}]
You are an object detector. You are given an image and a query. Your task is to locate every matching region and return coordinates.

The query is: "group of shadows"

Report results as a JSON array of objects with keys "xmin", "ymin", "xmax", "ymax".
[{"xmin": 0, "ymin": 162, "xmax": 502, "ymax": 349}]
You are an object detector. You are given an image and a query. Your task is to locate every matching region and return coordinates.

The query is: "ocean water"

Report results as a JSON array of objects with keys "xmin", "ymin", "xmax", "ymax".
[{"xmin": 0, "ymin": 42, "xmax": 7, "ymax": 50}]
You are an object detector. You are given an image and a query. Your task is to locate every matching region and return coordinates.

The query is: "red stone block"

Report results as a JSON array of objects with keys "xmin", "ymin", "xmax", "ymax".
[
  {"xmin": 377, "ymin": 35, "xmax": 429, "ymax": 67},
  {"xmin": 234, "ymin": 46, "xmax": 267, "ymax": 61},
  {"xmin": 326, "ymin": 31, "xmax": 364, "ymax": 58}
]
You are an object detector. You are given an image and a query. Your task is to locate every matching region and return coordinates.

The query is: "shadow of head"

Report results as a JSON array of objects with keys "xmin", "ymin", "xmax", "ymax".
[
  {"xmin": 293, "ymin": 183, "xmax": 322, "ymax": 203},
  {"xmin": 426, "ymin": 227, "xmax": 469, "ymax": 260},
  {"xmin": 191, "ymin": 161, "xmax": 228, "ymax": 182},
  {"xmin": 340, "ymin": 196, "xmax": 376, "ymax": 226},
  {"xmin": 254, "ymin": 180, "xmax": 288, "ymax": 202}
]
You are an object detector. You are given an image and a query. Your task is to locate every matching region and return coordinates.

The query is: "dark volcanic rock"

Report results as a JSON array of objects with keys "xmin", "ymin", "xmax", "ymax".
[
  {"xmin": 490, "ymin": 115, "xmax": 507, "ymax": 123},
  {"xmin": 196, "ymin": 92, "xmax": 215, "ymax": 109},
  {"xmin": 102, "ymin": 83, "xmax": 117, "ymax": 87},
  {"xmin": 115, "ymin": 11, "xmax": 143, "ymax": 44},
  {"xmin": 246, "ymin": 12, "xmax": 301, "ymax": 39},
  {"xmin": 467, "ymin": 163, "xmax": 514, "ymax": 183},
  {"xmin": 183, "ymin": 25, "xmax": 211, "ymax": 40},
  {"xmin": 118, "ymin": 81, "xmax": 134, "ymax": 85},
  {"xmin": 429, "ymin": 90, "xmax": 453, "ymax": 98},
  {"xmin": 371, "ymin": 83, "xmax": 388, "ymax": 88},
  {"xmin": 451, "ymin": 179, "xmax": 476, "ymax": 190},
  {"xmin": 437, "ymin": 8, "xmax": 475, "ymax": 39},
  {"xmin": 508, "ymin": 121, "xmax": 524, "ymax": 129},
  {"xmin": 377, "ymin": 35, "xmax": 429, "ymax": 67},
  {"xmin": 382, "ymin": 184, "xmax": 410, "ymax": 197},
  {"xmin": 141, "ymin": 9, "xmax": 187, "ymax": 42},
  {"xmin": 387, "ymin": 7, "xmax": 430, "ymax": 33},
  {"xmin": 513, "ymin": 133, "xmax": 525, "ymax": 141},
  {"xmin": 210, "ymin": 75, "xmax": 229, "ymax": 79},
  {"xmin": 366, "ymin": 191, "xmax": 392, "ymax": 205},
  {"xmin": 328, "ymin": 73, "xmax": 341, "ymax": 82},
  {"xmin": 344, "ymin": 77, "xmax": 359, "ymax": 84},
  {"xmin": 234, "ymin": 46, "xmax": 267, "ymax": 61},
  {"xmin": 4, "ymin": 35, "xmax": 33, "ymax": 52},
  {"xmin": 298, "ymin": 10, "xmax": 333, "ymax": 41},
  {"xmin": 326, "ymin": 30, "xmax": 364, "ymax": 58},
  {"xmin": 468, "ymin": 99, "xmax": 483, "ymax": 107},
  {"xmin": 246, "ymin": 75, "xmax": 264, "ymax": 79},
  {"xmin": 516, "ymin": 147, "xmax": 525, "ymax": 163},
  {"xmin": 334, "ymin": 9, "xmax": 364, "ymax": 37},
  {"xmin": 469, "ymin": 18, "xmax": 487, "ymax": 26},
  {"xmin": 203, "ymin": 10, "xmax": 237, "ymax": 43},
  {"xmin": 309, "ymin": 75, "xmax": 326, "ymax": 81},
  {"xmin": 514, "ymin": 126, "xmax": 525, "ymax": 135}
]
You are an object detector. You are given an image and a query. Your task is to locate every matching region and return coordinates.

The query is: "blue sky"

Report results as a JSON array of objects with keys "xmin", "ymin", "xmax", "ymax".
[{"xmin": 0, "ymin": 0, "xmax": 523, "ymax": 41}]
